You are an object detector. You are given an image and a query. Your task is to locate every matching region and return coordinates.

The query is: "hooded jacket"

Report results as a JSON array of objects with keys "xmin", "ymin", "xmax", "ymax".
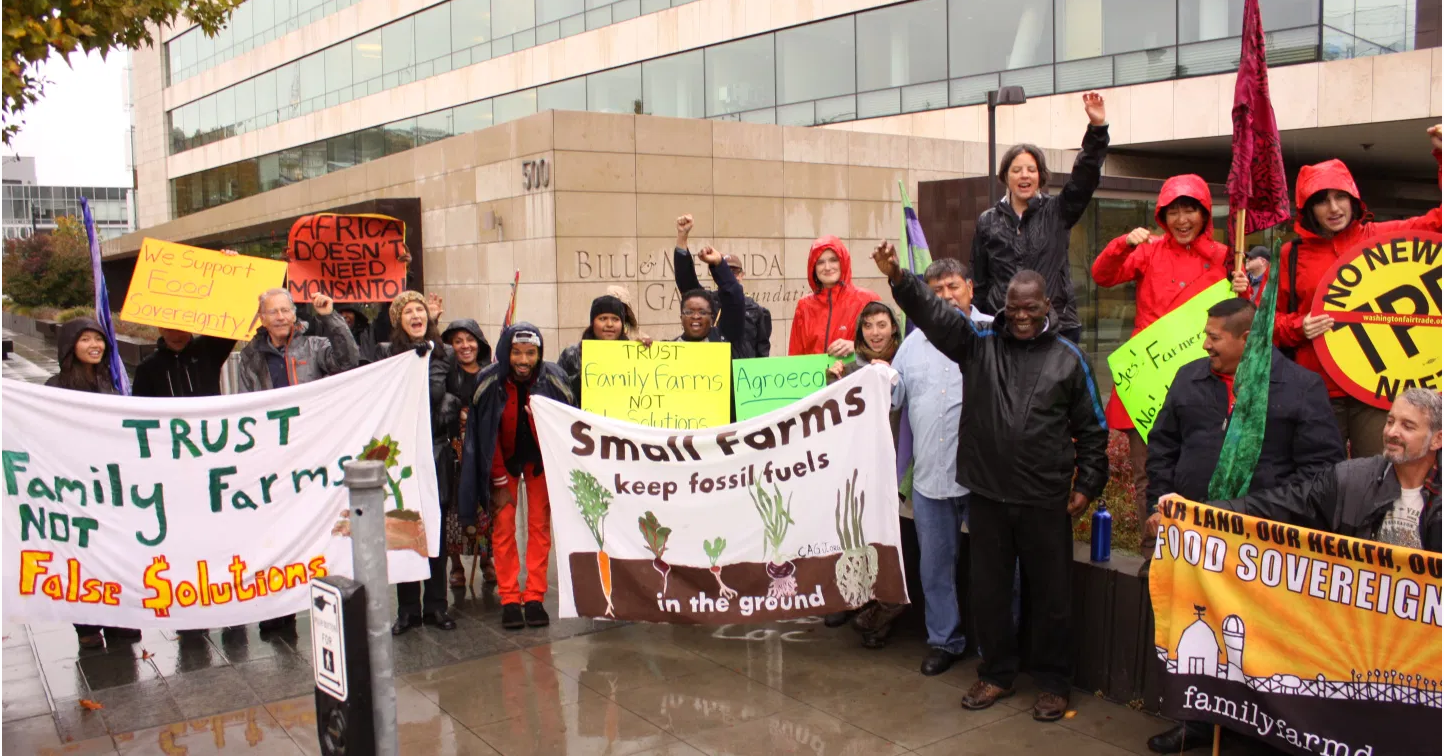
[
  {"xmin": 441, "ymin": 318, "xmax": 492, "ymax": 408},
  {"xmin": 889, "ymin": 272, "xmax": 1110, "ymax": 507},
  {"xmin": 1215, "ymin": 456, "xmax": 1439, "ymax": 553},
  {"xmin": 788, "ymin": 237, "xmax": 881, "ymax": 355},
  {"xmin": 673, "ymin": 248, "xmax": 773, "ymax": 357},
  {"xmin": 972, "ymin": 124, "xmax": 1110, "ymax": 333},
  {"xmin": 45, "ymin": 318, "xmax": 118, "ymax": 394},
  {"xmin": 237, "ymin": 311, "xmax": 359, "ymax": 392},
  {"xmin": 377, "ymin": 339, "xmax": 459, "ymax": 505},
  {"xmin": 132, "ymin": 335, "xmax": 237, "ymax": 398},
  {"xmin": 1277, "ymin": 155, "xmax": 1442, "ymax": 398},
  {"xmin": 1092, "ymin": 174, "xmax": 1230, "ymax": 429},
  {"xmin": 337, "ymin": 305, "xmax": 380, "ymax": 364},
  {"xmin": 457, "ymin": 323, "xmax": 575, "ymax": 525},
  {"xmin": 829, "ymin": 305, "xmax": 902, "ymax": 382},
  {"xmin": 1145, "ymin": 350, "xmax": 1345, "ymax": 512}
]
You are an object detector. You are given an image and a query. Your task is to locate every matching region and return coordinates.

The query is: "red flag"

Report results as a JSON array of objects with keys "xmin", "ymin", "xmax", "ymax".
[{"xmin": 1226, "ymin": 0, "xmax": 1291, "ymax": 245}]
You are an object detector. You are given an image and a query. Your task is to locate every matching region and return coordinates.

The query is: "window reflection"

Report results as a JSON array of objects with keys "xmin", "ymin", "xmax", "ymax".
[
  {"xmin": 948, "ymin": 0, "xmax": 1052, "ymax": 76},
  {"xmin": 775, "ymin": 16, "xmax": 855, "ymax": 106},
  {"xmin": 642, "ymin": 51, "xmax": 703, "ymax": 118},
  {"xmin": 706, "ymin": 35, "xmax": 775, "ymax": 117},
  {"xmin": 1054, "ymin": 0, "xmax": 1175, "ymax": 60},
  {"xmin": 588, "ymin": 65, "xmax": 641, "ymax": 114},
  {"xmin": 857, "ymin": 0, "xmax": 947, "ymax": 92}
]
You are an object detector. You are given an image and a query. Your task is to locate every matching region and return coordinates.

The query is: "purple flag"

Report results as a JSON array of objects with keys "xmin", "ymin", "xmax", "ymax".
[
  {"xmin": 1226, "ymin": 0, "xmax": 1291, "ymax": 243},
  {"xmin": 81, "ymin": 197, "xmax": 129, "ymax": 395}
]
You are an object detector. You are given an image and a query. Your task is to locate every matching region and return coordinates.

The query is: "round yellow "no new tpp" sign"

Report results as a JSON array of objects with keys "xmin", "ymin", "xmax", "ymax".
[{"xmin": 1311, "ymin": 231, "xmax": 1442, "ymax": 409}]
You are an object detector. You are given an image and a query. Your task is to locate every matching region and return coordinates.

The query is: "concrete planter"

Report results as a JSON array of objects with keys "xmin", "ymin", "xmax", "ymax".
[{"xmin": 2, "ymin": 311, "xmax": 155, "ymax": 369}]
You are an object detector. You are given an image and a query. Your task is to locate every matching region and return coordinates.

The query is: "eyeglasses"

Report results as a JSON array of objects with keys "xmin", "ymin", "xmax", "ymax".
[
  {"xmin": 263, "ymin": 307, "xmax": 295, "ymax": 317},
  {"xmin": 681, "ymin": 309, "xmax": 713, "ymax": 318}
]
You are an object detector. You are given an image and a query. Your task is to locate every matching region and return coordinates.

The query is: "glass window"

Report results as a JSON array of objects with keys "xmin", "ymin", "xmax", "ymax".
[
  {"xmin": 278, "ymin": 148, "xmax": 303, "ymax": 185},
  {"xmin": 613, "ymin": 0, "xmax": 639, "ymax": 22},
  {"xmin": 327, "ymin": 133, "xmax": 357, "ymax": 171},
  {"xmin": 357, "ymin": 127, "xmax": 386, "ymax": 162},
  {"xmin": 252, "ymin": 0, "xmax": 276, "ymax": 34},
  {"xmin": 948, "ymin": 0, "xmax": 1052, "ymax": 76},
  {"xmin": 775, "ymin": 17, "xmax": 855, "ymax": 105},
  {"xmin": 298, "ymin": 53, "xmax": 325, "ymax": 103},
  {"xmin": 233, "ymin": 78, "xmax": 256, "ymax": 129},
  {"xmin": 274, "ymin": 62, "xmax": 300, "ymax": 120},
  {"xmin": 353, "ymin": 30, "xmax": 383, "ymax": 84},
  {"xmin": 214, "ymin": 87, "xmax": 236, "ymax": 136},
  {"xmin": 1181, "ymin": 0, "xmax": 1320, "ymax": 43},
  {"xmin": 324, "ymin": 42, "xmax": 352, "ymax": 93},
  {"xmin": 857, "ymin": 0, "xmax": 947, "ymax": 91},
  {"xmin": 588, "ymin": 64, "xmax": 641, "ymax": 113},
  {"xmin": 254, "ymin": 69, "xmax": 278, "ymax": 126},
  {"xmin": 454, "ymin": 100, "xmax": 494, "ymax": 132},
  {"xmin": 384, "ymin": 118, "xmax": 417, "ymax": 154},
  {"xmin": 198, "ymin": 95, "xmax": 218, "ymax": 141},
  {"xmin": 539, "ymin": 77, "xmax": 586, "ymax": 111},
  {"xmin": 175, "ymin": 32, "xmax": 196, "ymax": 75},
  {"xmin": 492, "ymin": 0, "xmax": 534, "ymax": 37},
  {"xmin": 585, "ymin": 6, "xmax": 610, "ymax": 30},
  {"xmin": 538, "ymin": 0, "xmax": 583, "ymax": 25},
  {"xmin": 230, "ymin": 2, "xmax": 254, "ymax": 46},
  {"xmin": 494, "ymin": 89, "xmax": 538, "ymax": 123},
  {"xmin": 452, "ymin": 0, "xmax": 491, "ymax": 49},
  {"xmin": 1055, "ymin": 0, "xmax": 1174, "ymax": 61},
  {"xmin": 416, "ymin": 110, "xmax": 453, "ymax": 144},
  {"xmin": 643, "ymin": 50, "xmax": 703, "ymax": 118},
  {"xmin": 705, "ymin": 35, "xmax": 775, "ymax": 116},
  {"xmin": 559, "ymin": 13, "xmax": 584, "ymax": 37},
  {"xmin": 415, "ymin": 5, "xmax": 452, "ymax": 65},
  {"xmin": 382, "ymin": 17, "xmax": 415, "ymax": 75},
  {"xmin": 302, "ymin": 142, "xmax": 327, "ymax": 179}
]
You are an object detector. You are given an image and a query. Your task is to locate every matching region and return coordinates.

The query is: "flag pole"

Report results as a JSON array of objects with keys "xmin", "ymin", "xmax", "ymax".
[
  {"xmin": 1213, "ymin": 724, "xmax": 1222, "ymax": 755},
  {"xmin": 1234, "ymin": 209, "xmax": 1247, "ymax": 277}
]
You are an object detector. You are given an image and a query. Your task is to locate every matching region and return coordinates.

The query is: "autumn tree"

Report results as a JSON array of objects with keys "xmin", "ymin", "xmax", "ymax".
[
  {"xmin": 3, "ymin": 0, "xmax": 240, "ymax": 142},
  {"xmin": 2, "ymin": 215, "xmax": 94, "ymax": 307}
]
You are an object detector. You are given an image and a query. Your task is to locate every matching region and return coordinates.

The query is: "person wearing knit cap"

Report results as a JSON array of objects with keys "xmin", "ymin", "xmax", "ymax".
[{"xmin": 556, "ymin": 292, "xmax": 651, "ymax": 402}]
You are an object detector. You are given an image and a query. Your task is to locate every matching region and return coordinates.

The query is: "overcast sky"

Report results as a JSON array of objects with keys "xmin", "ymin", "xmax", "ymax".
[{"xmin": 4, "ymin": 50, "xmax": 133, "ymax": 188}]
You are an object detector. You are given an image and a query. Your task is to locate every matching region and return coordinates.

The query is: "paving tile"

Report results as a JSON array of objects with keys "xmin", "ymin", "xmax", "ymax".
[
  {"xmin": 53, "ymin": 699, "xmax": 114, "ymax": 742},
  {"xmin": 680, "ymin": 704, "xmax": 908, "ymax": 756},
  {"xmin": 111, "ymin": 705, "xmax": 305, "ymax": 755},
  {"xmin": 610, "ymin": 668, "xmax": 806, "ymax": 738},
  {"xmin": 36, "ymin": 735, "xmax": 120, "ymax": 755},
  {"xmin": 539, "ymin": 641, "xmax": 723, "ymax": 698},
  {"xmin": 143, "ymin": 633, "xmax": 229, "ymax": 676},
  {"xmin": 4, "ymin": 675, "xmax": 52, "ymax": 721},
  {"xmin": 41, "ymin": 657, "xmax": 91, "ymax": 701},
  {"xmin": 233, "ymin": 657, "xmax": 318, "ymax": 704},
  {"xmin": 213, "ymin": 626, "xmax": 301, "ymax": 665},
  {"xmin": 77, "ymin": 652, "xmax": 161, "ymax": 691},
  {"xmin": 1057, "ymin": 693, "xmax": 1171, "ymax": 756},
  {"xmin": 910, "ymin": 711, "xmax": 1135, "ymax": 756},
  {"xmin": 90, "ymin": 679, "xmax": 185, "ymax": 735},
  {"xmin": 389, "ymin": 629, "xmax": 464, "ymax": 676},
  {"xmin": 625, "ymin": 745, "xmax": 708, "ymax": 756},
  {"xmin": 471, "ymin": 695, "xmax": 683, "ymax": 756},
  {"xmin": 4, "ymin": 712, "xmax": 67, "ymax": 750},
  {"xmin": 406, "ymin": 650, "xmax": 597, "ymax": 729},
  {"xmin": 382, "ymin": 727, "xmax": 501, "ymax": 756},
  {"xmin": 164, "ymin": 666, "xmax": 265, "ymax": 720},
  {"xmin": 796, "ymin": 674, "xmax": 1017, "ymax": 751}
]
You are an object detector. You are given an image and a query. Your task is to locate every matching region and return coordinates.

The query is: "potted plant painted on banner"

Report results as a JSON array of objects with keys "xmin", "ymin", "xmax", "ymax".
[
  {"xmin": 330, "ymin": 436, "xmax": 427, "ymax": 556},
  {"xmin": 834, "ymin": 470, "xmax": 878, "ymax": 608}
]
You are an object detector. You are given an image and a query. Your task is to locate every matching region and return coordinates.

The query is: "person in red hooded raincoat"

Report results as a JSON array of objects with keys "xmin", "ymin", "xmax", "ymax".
[
  {"xmin": 1258, "ymin": 124, "xmax": 1442, "ymax": 458},
  {"xmin": 1092, "ymin": 175, "xmax": 1232, "ymax": 553},
  {"xmin": 789, "ymin": 236, "xmax": 881, "ymax": 357}
]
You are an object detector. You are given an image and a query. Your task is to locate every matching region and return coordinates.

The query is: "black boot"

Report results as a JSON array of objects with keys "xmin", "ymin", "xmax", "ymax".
[
  {"xmin": 391, "ymin": 615, "xmax": 422, "ymax": 636},
  {"xmin": 1147, "ymin": 721, "xmax": 1214, "ymax": 754},
  {"xmin": 501, "ymin": 603, "xmax": 525, "ymax": 630},
  {"xmin": 523, "ymin": 601, "xmax": 550, "ymax": 627}
]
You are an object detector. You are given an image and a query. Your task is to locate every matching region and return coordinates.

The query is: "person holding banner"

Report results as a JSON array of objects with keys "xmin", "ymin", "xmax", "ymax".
[
  {"xmin": 558, "ymin": 293, "xmax": 647, "ymax": 400},
  {"xmin": 1197, "ymin": 387, "xmax": 1440, "ymax": 552},
  {"xmin": 1271, "ymin": 125, "xmax": 1442, "ymax": 458},
  {"xmin": 443, "ymin": 318, "xmax": 494, "ymax": 586},
  {"xmin": 674, "ymin": 214, "xmax": 771, "ymax": 357},
  {"xmin": 789, "ymin": 237, "xmax": 880, "ymax": 358},
  {"xmin": 972, "ymin": 92, "xmax": 1108, "ymax": 345},
  {"xmin": 675, "ymin": 244, "xmax": 748, "ymax": 356},
  {"xmin": 132, "ymin": 248, "xmax": 242, "ymax": 398},
  {"xmin": 43, "ymin": 317, "xmax": 145, "ymax": 648},
  {"xmin": 1142, "ymin": 298, "xmax": 1344, "ymax": 754},
  {"xmin": 873, "ymin": 242, "xmax": 1109, "ymax": 723},
  {"xmin": 458, "ymin": 323, "xmax": 575, "ymax": 630},
  {"xmin": 1091, "ymin": 175, "xmax": 1230, "ymax": 555},
  {"xmin": 377, "ymin": 291, "xmax": 461, "ymax": 634}
]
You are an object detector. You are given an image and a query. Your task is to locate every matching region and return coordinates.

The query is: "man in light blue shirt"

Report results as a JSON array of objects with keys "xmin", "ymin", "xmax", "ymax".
[{"xmin": 892, "ymin": 258, "xmax": 993, "ymax": 676}]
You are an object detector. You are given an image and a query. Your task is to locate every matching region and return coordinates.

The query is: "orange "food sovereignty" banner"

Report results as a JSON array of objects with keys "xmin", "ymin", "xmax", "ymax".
[{"xmin": 1150, "ymin": 497, "xmax": 1441, "ymax": 756}]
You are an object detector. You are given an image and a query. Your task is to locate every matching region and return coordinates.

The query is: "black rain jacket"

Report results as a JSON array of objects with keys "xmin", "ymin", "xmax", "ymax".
[{"xmin": 132, "ymin": 336, "xmax": 236, "ymax": 398}]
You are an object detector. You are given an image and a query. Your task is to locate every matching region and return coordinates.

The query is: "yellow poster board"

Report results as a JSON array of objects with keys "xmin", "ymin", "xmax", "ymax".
[
  {"xmin": 579, "ymin": 340, "xmax": 731, "ymax": 429},
  {"xmin": 120, "ymin": 239, "xmax": 288, "ymax": 340}
]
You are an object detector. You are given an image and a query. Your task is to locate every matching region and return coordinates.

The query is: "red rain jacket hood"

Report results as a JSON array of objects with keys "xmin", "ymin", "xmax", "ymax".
[
  {"xmin": 1276, "ymin": 155, "xmax": 1441, "ymax": 398},
  {"xmin": 1092, "ymin": 174, "xmax": 1229, "ymax": 429},
  {"xmin": 788, "ymin": 236, "xmax": 881, "ymax": 355}
]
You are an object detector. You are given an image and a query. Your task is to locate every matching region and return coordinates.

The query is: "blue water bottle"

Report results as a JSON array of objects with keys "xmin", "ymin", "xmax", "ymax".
[{"xmin": 1090, "ymin": 502, "xmax": 1113, "ymax": 562}]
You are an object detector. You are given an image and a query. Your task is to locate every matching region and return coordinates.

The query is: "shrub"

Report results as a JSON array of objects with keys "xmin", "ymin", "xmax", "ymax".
[
  {"xmin": 1073, "ymin": 431, "xmax": 1144, "ymax": 554},
  {"xmin": 55, "ymin": 306, "xmax": 96, "ymax": 323},
  {"xmin": 1, "ymin": 216, "xmax": 93, "ymax": 308}
]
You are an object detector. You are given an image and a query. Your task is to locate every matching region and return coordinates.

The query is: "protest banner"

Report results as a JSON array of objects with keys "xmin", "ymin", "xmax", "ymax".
[
  {"xmin": 534, "ymin": 366, "xmax": 908, "ymax": 623},
  {"xmin": 1, "ymin": 354, "xmax": 438, "ymax": 629},
  {"xmin": 579, "ymin": 340, "xmax": 730, "ymax": 429},
  {"xmin": 119, "ymin": 239, "xmax": 287, "ymax": 340},
  {"xmin": 1108, "ymin": 279, "xmax": 1232, "ymax": 441},
  {"xmin": 1311, "ymin": 231, "xmax": 1442, "ymax": 409},
  {"xmin": 731, "ymin": 354, "xmax": 834, "ymax": 421},
  {"xmin": 1150, "ymin": 496, "xmax": 1442, "ymax": 756},
  {"xmin": 286, "ymin": 213, "xmax": 409, "ymax": 303}
]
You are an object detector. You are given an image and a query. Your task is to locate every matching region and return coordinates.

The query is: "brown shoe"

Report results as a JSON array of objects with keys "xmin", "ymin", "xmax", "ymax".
[
  {"xmin": 961, "ymin": 680, "xmax": 1014, "ymax": 710},
  {"xmin": 1032, "ymin": 692, "xmax": 1069, "ymax": 722}
]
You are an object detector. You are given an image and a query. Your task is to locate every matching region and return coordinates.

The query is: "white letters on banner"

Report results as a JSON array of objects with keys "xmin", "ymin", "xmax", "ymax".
[
  {"xmin": 2, "ymin": 353, "xmax": 438, "ymax": 629},
  {"xmin": 532, "ymin": 365, "xmax": 908, "ymax": 623}
]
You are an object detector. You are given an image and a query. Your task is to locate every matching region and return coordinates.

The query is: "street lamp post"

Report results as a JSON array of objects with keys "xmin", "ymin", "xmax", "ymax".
[{"xmin": 986, "ymin": 86, "xmax": 1028, "ymax": 206}]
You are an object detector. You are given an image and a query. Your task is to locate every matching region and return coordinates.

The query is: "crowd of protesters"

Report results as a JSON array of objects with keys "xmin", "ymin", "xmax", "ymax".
[{"xmin": 38, "ymin": 91, "xmax": 1443, "ymax": 753}]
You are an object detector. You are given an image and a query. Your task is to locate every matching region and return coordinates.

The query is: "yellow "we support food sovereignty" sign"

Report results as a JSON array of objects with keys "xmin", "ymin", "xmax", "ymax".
[
  {"xmin": 1311, "ymin": 231, "xmax": 1442, "ymax": 409},
  {"xmin": 121, "ymin": 239, "xmax": 288, "ymax": 340}
]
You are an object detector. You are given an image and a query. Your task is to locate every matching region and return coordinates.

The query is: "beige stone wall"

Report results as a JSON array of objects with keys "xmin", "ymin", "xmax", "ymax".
[{"xmin": 103, "ymin": 110, "xmax": 978, "ymax": 354}]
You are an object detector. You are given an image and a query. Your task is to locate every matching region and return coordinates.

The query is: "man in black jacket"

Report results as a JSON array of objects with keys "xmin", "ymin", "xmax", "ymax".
[
  {"xmin": 1142, "ymin": 297, "xmax": 1344, "ymax": 754},
  {"xmin": 1205, "ymin": 387, "xmax": 1440, "ymax": 553},
  {"xmin": 674, "ymin": 214, "xmax": 769, "ymax": 357},
  {"xmin": 873, "ymin": 242, "xmax": 1109, "ymax": 723},
  {"xmin": 132, "ymin": 329, "xmax": 237, "ymax": 398}
]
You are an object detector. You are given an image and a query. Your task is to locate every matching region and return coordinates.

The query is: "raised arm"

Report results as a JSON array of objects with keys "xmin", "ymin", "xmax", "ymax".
[
  {"xmin": 699, "ymin": 245, "xmax": 746, "ymax": 347},
  {"xmin": 873, "ymin": 242, "xmax": 979, "ymax": 364},
  {"xmin": 672, "ymin": 214, "xmax": 704, "ymax": 294},
  {"xmin": 309, "ymin": 294, "xmax": 360, "ymax": 376},
  {"xmin": 1059, "ymin": 92, "xmax": 1110, "ymax": 228},
  {"xmin": 1092, "ymin": 230, "xmax": 1153, "ymax": 287}
]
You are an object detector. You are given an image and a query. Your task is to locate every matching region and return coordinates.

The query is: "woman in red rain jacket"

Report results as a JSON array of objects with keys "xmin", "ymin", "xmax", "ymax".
[
  {"xmin": 1270, "ymin": 125, "xmax": 1442, "ymax": 457},
  {"xmin": 789, "ymin": 236, "xmax": 881, "ymax": 356},
  {"xmin": 1092, "ymin": 174, "xmax": 1230, "ymax": 552}
]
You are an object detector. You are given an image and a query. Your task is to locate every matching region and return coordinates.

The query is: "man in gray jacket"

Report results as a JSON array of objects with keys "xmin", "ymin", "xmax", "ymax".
[
  {"xmin": 238, "ymin": 288, "xmax": 358, "ymax": 632},
  {"xmin": 239, "ymin": 289, "xmax": 359, "ymax": 392}
]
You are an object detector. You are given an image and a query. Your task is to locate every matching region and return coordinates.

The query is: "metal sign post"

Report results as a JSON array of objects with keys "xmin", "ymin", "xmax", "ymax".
[{"xmin": 340, "ymin": 459, "xmax": 398, "ymax": 756}]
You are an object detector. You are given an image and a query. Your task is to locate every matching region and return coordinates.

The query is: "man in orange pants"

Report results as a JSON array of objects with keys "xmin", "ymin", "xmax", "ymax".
[{"xmin": 458, "ymin": 323, "xmax": 575, "ymax": 629}]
